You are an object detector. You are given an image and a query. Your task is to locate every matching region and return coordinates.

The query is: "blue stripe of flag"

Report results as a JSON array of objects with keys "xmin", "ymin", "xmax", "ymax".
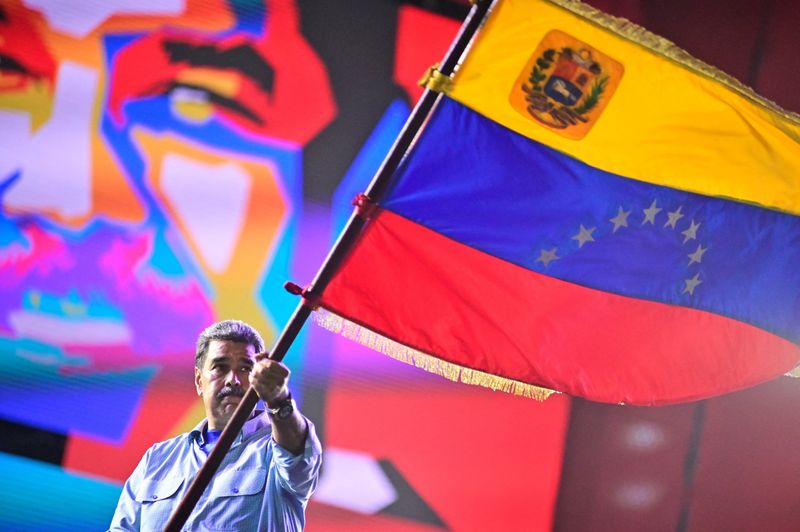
[{"xmin": 384, "ymin": 97, "xmax": 800, "ymax": 344}]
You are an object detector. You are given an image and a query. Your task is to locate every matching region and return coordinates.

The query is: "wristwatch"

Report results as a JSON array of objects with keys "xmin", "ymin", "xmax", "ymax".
[{"xmin": 267, "ymin": 393, "xmax": 294, "ymax": 420}]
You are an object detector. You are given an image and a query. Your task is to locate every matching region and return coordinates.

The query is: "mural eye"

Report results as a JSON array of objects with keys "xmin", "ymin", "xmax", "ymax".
[
  {"xmin": 164, "ymin": 81, "xmax": 262, "ymax": 126},
  {"xmin": 0, "ymin": 53, "xmax": 30, "ymax": 76},
  {"xmin": 0, "ymin": 53, "xmax": 40, "ymax": 92},
  {"xmin": 166, "ymin": 83, "xmax": 215, "ymax": 124}
]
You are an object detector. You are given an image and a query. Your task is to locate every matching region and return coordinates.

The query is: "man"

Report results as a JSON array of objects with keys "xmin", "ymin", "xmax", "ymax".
[{"xmin": 109, "ymin": 320, "xmax": 322, "ymax": 531}]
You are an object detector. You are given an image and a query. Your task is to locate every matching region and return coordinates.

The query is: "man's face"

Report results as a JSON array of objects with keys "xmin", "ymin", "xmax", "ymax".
[{"xmin": 195, "ymin": 339, "xmax": 257, "ymax": 430}]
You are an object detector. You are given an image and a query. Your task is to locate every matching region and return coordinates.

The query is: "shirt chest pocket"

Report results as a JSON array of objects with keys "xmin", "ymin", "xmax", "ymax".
[
  {"xmin": 208, "ymin": 467, "xmax": 267, "ymax": 499},
  {"xmin": 135, "ymin": 477, "xmax": 185, "ymax": 532},
  {"xmin": 199, "ymin": 468, "xmax": 268, "ymax": 530},
  {"xmin": 135, "ymin": 476, "xmax": 184, "ymax": 503}
]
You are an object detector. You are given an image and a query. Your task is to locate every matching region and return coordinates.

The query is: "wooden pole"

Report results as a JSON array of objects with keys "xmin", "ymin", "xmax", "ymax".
[{"xmin": 164, "ymin": 2, "xmax": 494, "ymax": 529}]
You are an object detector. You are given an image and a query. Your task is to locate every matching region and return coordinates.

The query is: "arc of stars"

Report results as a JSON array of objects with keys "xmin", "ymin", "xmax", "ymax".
[
  {"xmin": 571, "ymin": 224, "xmax": 596, "ymax": 248},
  {"xmin": 609, "ymin": 206, "xmax": 630, "ymax": 233},
  {"xmin": 687, "ymin": 244, "xmax": 707, "ymax": 265},
  {"xmin": 683, "ymin": 273, "xmax": 702, "ymax": 295},
  {"xmin": 642, "ymin": 199, "xmax": 662, "ymax": 225},
  {"xmin": 536, "ymin": 248, "xmax": 559, "ymax": 268},
  {"xmin": 682, "ymin": 220, "xmax": 700, "ymax": 243},
  {"xmin": 664, "ymin": 206, "xmax": 684, "ymax": 229}
]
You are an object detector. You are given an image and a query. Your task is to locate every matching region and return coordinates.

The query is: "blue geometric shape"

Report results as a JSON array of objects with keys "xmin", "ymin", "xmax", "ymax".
[
  {"xmin": 333, "ymin": 98, "xmax": 410, "ymax": 235},
  {"xmin": 0, "ymin": 337, "xmax": 156, "ymax": 443},
  {"xmin": 0, "ymin": 452, "xmax": 122, "ymax": 532}
]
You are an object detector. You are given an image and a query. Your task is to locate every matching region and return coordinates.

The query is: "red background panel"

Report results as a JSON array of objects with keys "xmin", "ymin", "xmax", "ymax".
[
  {"xmin": 554, "ymin": 1, "xmax": 800, "ymax": 530},
  {"xmin": 320, "ymin": 368, "xmax": 570, "ymax": 531}
]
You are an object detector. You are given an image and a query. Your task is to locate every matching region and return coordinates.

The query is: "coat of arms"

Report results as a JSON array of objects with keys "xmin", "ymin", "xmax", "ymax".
[{"xmin": 510, "ymin": 30, "xmax": 623, "ymax": 140}]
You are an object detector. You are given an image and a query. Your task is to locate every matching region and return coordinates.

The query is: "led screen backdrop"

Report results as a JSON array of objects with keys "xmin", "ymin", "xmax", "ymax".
[
  {"xmin": 4, "ymin": 1, "xmax": 796, "ymax": 530},
  {"xmin": 0, "ymin": 1, "xmax": 569, "ymax": 530}
]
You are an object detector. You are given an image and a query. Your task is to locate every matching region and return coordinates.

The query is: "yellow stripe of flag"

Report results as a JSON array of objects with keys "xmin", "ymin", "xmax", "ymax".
[{"xmin": 449, "ymin": 0, "xmax": 800, "ymax": 214}]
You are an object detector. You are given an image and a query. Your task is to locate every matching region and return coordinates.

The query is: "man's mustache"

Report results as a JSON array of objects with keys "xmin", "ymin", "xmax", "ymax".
[{"xmin": 217, "ymin": 386, "xmax": 244, "ymax": 400}]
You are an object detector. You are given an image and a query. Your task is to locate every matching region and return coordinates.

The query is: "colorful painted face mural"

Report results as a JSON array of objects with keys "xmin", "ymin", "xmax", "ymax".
[{"xmin": 0, "ymin": 0, "xmax": 334, "ymax": 480}]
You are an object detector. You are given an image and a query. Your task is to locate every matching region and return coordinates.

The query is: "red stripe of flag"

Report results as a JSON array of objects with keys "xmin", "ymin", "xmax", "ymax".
[{"xmin": 320, "ymin": 209, "xmax": 800, "ymax": 405}]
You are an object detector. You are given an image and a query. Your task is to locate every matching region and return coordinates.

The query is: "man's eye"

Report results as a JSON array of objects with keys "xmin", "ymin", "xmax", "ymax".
[{"xmin": 242, "ymin": 366, "xmax": 253, "ymax": 373}]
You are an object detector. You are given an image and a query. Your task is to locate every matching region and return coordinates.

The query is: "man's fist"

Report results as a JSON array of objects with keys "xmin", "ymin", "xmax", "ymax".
[{"xmin": 249, "ymin": 353, "xmax": 290, "ymax": 406}]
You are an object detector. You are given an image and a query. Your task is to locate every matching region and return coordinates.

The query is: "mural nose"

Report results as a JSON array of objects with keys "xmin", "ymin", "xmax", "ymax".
[{"xmin": 3, "ymin": 61, "xmax": 96, "ymax": 221}]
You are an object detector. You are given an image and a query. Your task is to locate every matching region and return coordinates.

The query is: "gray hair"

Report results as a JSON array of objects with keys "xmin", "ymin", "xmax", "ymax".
[{"xmin": 195, "ymin": 320, "xmax": 265, "ymax": 368}]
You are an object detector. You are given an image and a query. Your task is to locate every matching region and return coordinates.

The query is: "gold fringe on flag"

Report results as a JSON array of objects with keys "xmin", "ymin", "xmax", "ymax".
[{"xmin": 313, "ymin": 308, "xmax": 556, "ymax": 401}]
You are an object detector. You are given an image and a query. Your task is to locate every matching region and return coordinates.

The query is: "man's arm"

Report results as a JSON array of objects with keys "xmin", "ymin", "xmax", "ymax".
[
  {"xmin": 267, "ymin": 400, "xmax": 309, "ymax": 455},
  {"xmin": 268, "ymin": 417, "xmax": 323, "ymax": 501},
  {"xmin": 250, "ymin": 354, "xmax": 322, "ymax": 501}
]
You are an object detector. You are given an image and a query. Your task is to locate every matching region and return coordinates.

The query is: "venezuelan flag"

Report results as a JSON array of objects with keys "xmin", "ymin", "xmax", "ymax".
[{"xmin": 316, "ymin": 0, "xmax": 800, "ymax": 405}]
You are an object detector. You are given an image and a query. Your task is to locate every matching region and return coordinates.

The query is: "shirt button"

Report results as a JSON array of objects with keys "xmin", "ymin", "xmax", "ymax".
[
  {"xmin": 232, "ymin": 488, "xmax": 239, "ymax": 494},
  {"xmin": 152, "ymin": 495, "xmax": 158, "ymax": 499}
]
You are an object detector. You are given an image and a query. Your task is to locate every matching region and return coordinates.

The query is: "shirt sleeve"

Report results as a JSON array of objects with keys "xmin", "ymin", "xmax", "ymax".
[
  {"xmin": 107, "ymin": 447, "xmax": 150, "ymax": 531},
  {"xmin": 269, "ymin": 417, "xmax": 322, "ymax": 501}
]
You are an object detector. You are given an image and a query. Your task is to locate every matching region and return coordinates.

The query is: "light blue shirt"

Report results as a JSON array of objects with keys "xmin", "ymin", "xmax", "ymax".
[{"xmin": 108, "ymin": 411, "xmax": 322, "ymax": 531}]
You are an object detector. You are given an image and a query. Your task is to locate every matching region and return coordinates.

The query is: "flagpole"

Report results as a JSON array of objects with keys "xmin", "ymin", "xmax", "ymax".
[{"xmin": 163, "ymin": 1, "xmax": 494, "ymax": 530}]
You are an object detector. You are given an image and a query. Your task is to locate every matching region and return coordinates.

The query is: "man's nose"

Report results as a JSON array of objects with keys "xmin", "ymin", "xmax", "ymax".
[{"xmin": 225, "ymin": 370, "xmax": 242, "ymax": 386}]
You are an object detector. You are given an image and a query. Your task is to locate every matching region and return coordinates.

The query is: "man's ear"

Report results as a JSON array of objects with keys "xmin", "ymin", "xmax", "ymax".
[{"xmin": 195, "ymin": 366, "xmax": 203, "ymax": 396}]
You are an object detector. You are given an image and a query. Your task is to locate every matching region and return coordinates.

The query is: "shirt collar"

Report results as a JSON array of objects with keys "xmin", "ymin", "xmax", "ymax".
[{"xmin": 190, "ymin": 410, "xmax": 269, "ymax": 447}]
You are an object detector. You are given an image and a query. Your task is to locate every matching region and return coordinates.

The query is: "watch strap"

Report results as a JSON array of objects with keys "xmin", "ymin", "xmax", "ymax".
[{"xmin": 266, "ymin": 392, "xmax": 294, "ymax": 418}]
